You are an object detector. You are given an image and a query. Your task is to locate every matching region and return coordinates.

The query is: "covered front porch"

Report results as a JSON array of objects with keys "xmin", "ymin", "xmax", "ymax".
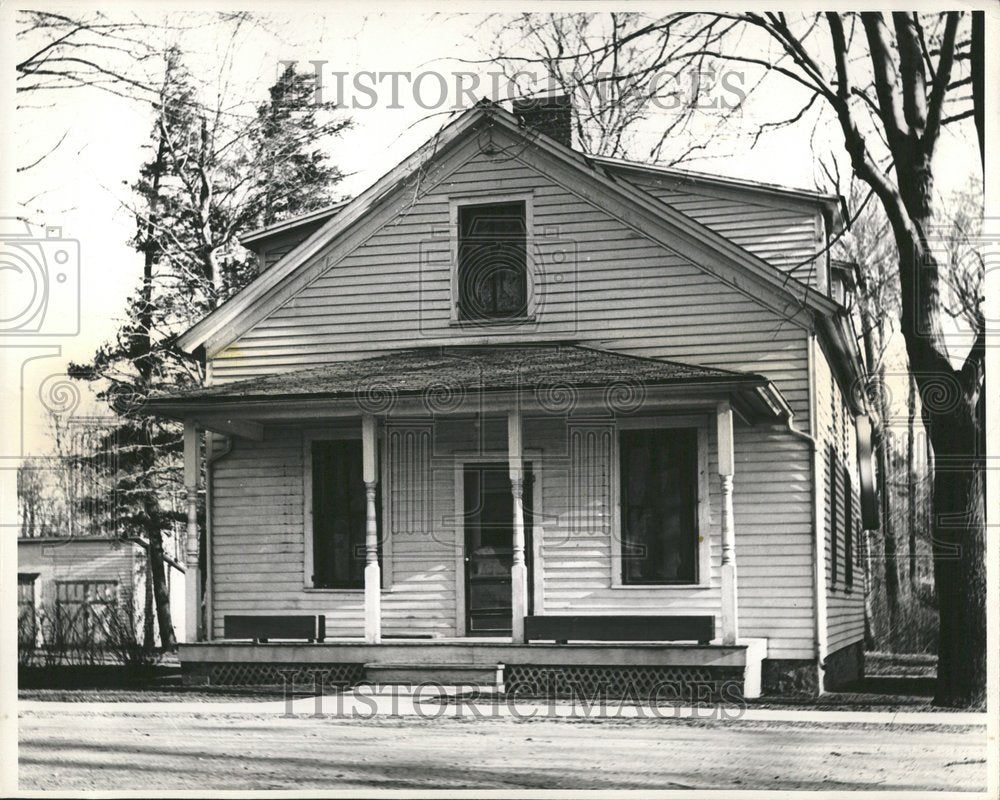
[{"xmin": 148, "ymin": 345, "xmax": 790, "ymax": 697}]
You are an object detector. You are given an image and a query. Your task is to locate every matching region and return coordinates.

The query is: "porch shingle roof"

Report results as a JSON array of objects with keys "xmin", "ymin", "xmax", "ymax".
[{"xmin": 149, "ymin": 345, "xmax": 790, "ymax": 420}]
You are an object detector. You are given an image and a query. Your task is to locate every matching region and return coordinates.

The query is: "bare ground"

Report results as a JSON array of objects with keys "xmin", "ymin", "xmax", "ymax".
[{"xmin": 19, "ymin": 706, "xmax": 987, "ymax": 791}]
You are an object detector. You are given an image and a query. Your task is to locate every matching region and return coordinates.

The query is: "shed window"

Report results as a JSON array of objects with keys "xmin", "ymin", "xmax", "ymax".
[
  {"xmin": 311, "ymin": 439, "xmax": 381, "ymax": 588},
  {"xmin": 458, "ymin": 201, "xmax": 527, "ymax": 321},
  {"xmin": 18, "ymin": 574, "xmax": 37, "ymax": 641},
  {"xmin": 619, "ymin": 427, "xmax": 699, "ymax": 584},
  {"xmin": 56, "ymin": 580, "xmax": 117, "ymax": 644}
]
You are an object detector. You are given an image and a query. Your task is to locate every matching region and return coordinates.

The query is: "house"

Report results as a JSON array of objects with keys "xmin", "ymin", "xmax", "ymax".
[
  {"xmin": 17, "ymin": 535, "xmax": 185, "ymax": 649},
  {"xmin": 147, "ymin": 97, "xmax": 876, "ymax": 697}
]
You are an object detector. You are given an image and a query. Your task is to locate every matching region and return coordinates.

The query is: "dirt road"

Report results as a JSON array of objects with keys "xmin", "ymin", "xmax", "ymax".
[{"xmin": 19, "ymin": 705, "xmax": 988, "ymax": 791}]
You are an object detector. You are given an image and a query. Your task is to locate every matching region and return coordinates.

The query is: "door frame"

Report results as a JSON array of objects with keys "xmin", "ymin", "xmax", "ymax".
[{"xmin": 453, "ymin": 450, "xmax": 543, "ymax": 636}]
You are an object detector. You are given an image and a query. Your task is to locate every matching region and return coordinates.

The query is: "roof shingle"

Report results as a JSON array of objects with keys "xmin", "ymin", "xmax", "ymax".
[{"xmin": 152, "ymin": 344, "xmax": 770, "ymax": 403}]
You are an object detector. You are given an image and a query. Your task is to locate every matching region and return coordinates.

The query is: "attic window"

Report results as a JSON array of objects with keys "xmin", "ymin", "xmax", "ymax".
[{"xmin": 457, "ymin": 201, "xmax": 527, "ymax": 321}]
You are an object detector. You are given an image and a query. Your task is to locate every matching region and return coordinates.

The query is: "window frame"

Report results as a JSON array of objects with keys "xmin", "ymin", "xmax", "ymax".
[
  {"xmin": 303, "ymin": 426, "xmax": 391, "ymax": 592},
  {"xmin": 829, "ymin": 444, "xmax": 839, "ymax": 590},
  {"xmin": 844, "ymin": 463, "xmax": 854, "ymax": 592},
  {"xmin": 610, "ymin": 416, "xmax": 711, "ymax": 589},
  {"xmin": 17, "ymin": 573, "xmax": 39, "ymax": 636},
  {"xmin": 449, "ymin": 192, "xmax": 536, "ymax": 326},
  {"xmin": 54, "ymin": 579, "xmax": 119, "ymax": 645}
]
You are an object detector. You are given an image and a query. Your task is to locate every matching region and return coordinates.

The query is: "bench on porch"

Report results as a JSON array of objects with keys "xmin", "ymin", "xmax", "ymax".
[
  {"xmin": 223, "ymin": 615, "xmax": 326, "ymax": 643},
  {"xmin": 524, "ymin": 615, "xmax": 715, "ymax": 645}
]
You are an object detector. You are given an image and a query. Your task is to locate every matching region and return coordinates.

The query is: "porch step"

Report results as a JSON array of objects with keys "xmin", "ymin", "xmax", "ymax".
[{"xmin": 364, "ymin": 662, "xmax": 503, "ymax": 688}]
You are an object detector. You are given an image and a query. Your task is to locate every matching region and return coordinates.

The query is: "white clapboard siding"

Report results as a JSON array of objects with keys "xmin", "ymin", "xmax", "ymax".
[
  {"xmin": 814, "ymin": 342, "xmax": 866, "ymax": 656},
  {"xmin": 17, "ymin": 539, "xmax": 142, "ymax": 607},
  {"xmin": 211, "ymin": 154, "xmax": 812, "ymax": 424},
  {"xmin": 209, "ymin": 418, "xmax": 814, "ymax": 657},
  {"xmin": 206, "ymin": 146, "xmax": 820, "ymax": 658},
  {"xmin": 614, "ymin": 170, "xmax": 825, "ymax": 290}
]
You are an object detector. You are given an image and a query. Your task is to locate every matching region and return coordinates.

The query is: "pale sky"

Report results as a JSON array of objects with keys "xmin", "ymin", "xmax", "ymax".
[{"xmin": 2, "ymin": 3, "xmax": 985, "ymax": 456}]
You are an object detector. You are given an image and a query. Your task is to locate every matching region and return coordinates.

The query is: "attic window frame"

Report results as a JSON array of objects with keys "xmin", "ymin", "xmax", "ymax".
[{"xmin": 448, "ymin": 192, "xmax": 536, "ymax": 326}]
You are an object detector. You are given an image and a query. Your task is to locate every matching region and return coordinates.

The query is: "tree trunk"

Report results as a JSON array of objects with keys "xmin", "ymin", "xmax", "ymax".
[
  {"xmin": 859, "ymin": 316, "xmax": 902, "ymax": 631},
  {"xmin": 924, "ymin": 395, "xmax": 984, "ymax": 707},
  {"xmin": 143, "ymin": 552, "xmax": 155, "ymax": 651},
  {"xmin": 862, "ymin": 530, "xmax": 877, "ymax": 649},
  {"xmin": 146, "ymin": 524, "xmax": 177, "ymax": 650},
  {"xmin": 891, "ymin": 197, "xmax": 985, "ymax": 707},
  {"xmin": 906, "ymin": 373, "xmax": 917, "ymax": 587},
  {"xmin": 877, "ymin": 418, "xmax": 902, "ymax": 634},
  {"xmin": 136, "ymin": 125, "xmax": 177, "ymax": 651}
]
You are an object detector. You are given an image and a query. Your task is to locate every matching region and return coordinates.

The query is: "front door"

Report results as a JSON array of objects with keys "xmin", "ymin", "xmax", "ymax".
[{"xmin": 463, "ymin": 462, "xmax": 533, "ymax": 636}]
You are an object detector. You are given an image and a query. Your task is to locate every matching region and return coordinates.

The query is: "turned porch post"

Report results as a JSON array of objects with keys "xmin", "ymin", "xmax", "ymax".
[
  {"xmin": 507, "ymin": 409, "xmax": 528, "ymax": 644},
  {"xmin": 183, "ymin": 419, "xmax": 201, "ymax": 642},
  {"xmin": 716, "ymin": 401, "xmax": 739, "ymax": 645},
  {"xmin": 362, "ymin": 414, "xmax": 381, "ymax": 644}
]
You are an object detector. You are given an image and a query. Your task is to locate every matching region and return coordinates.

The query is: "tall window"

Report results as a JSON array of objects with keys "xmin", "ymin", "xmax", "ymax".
[
  {"xmin": 619, "ymin": 427, "xmax": 699, "ymax": 584},
  {"xmin": 311, "ymin": 439, "xmax": 381, "ymax": 588},
  {"xmin": 457, "ymin": 201, "xmax": 527, "ymax": 321},
  {"xmin": 829, "ymin": 445, "xmax": 839, "ymax": 588},
  {"xmin": 844, "ymin": 465, "xmax": 854, "ymax": 590},
  {"xmin": 17, "ymin": 574, "xmax": 37, "ymax": 644}
]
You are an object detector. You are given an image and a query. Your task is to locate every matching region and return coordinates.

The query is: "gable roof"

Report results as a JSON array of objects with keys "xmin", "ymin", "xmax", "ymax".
[
  {"xmin": 176, "ymin": 100, "xmax": 840, "ymax": 357},
  {"xmin": 592, "ymin": 154, "xmax": 842, "ymax": 223},
  {"xmin": 240, "ymin": 201, "xmax": 349, "ymax": 248}
]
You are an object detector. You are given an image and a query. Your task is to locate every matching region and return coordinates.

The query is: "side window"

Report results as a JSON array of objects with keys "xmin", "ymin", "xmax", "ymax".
[
  {"xmin": 457, "ymin": 201, "xmax": 527, "ymax": 321},
  {"xmin": 829, "ymin": 444, "xmax": 838, "ymax": 589},
  {"xmin": 311, "ymin": 439, "xmax": 381, "ymax": 588},
  {"xmin": 844, "ymin": 464, "xmax": 854, "ymax": 590}
]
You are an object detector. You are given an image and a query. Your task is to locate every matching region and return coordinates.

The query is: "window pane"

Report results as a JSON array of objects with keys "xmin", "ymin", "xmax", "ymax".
[
  {"xmin": 619, "ymin": 428, "xmax": 698, "ymax": 584},
  {"xmin": 54, "ymin": 580, "xmax": 117, "ymax": 645},
  {"xmin": 312, "ymin": 439, "xmax": 380, "ymax": 588},
  {"xmin": 458, "ymin": 202, "xmax": 527, "ymax": 320}
]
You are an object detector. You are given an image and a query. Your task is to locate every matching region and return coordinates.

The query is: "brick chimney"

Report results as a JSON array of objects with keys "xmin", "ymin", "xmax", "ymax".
[{"xmin": 512, "ymin": 94, "xmax": 573, "ymax": 148}]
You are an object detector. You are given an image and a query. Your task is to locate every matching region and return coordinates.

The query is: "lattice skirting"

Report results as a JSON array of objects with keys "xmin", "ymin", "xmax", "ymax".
[
  {"xmin": 504, "ymin": 664, "xmax": 745, "ymax": 700},
  {"xmin": 199, "ymin": 661, "xmax": 365, "ymax": 687}
]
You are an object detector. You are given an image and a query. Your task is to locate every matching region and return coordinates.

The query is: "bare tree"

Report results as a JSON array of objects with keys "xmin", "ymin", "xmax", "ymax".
[
  {"xmin": 488, "ymin": 11, "xmax": 986, "ymax": 706},
  {"xmin": 16, "ymin": 10, "xmax": 159, "ymax": 98},
  {"xmin": 835, "ymin": 180, "xmax": 903, "ymax": 632}
]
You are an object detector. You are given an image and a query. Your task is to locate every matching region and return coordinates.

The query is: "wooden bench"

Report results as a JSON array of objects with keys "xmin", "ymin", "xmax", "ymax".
[
  {"xmin": 224, "ymin": 615, "xmax": 326, "ymax": 643},
  {"xmin": 524, "ymin": 615, "xmax": 714, "ymax": 644}
]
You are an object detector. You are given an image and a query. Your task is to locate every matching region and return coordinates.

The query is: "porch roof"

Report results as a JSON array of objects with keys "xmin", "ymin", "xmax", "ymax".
[{"xmin": 148, "ymin": 344, "xmax": 790, "ymax": 423}]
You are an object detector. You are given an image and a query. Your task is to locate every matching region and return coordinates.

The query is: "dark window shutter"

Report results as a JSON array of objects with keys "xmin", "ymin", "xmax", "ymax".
[
  {"xmin": 619, "ymin": 427, "xmax": 699, "ymax": 585},
  {"xmin": 829, "ymin": 444, "xmax": 838, "ymax": 588},
  {"xmin": 844, "ymin": 465, "xmax": 854, "ymax": 590},
  {"xmin": 312, "ymin": 439, "xmax": 380, "ymax": 588}
]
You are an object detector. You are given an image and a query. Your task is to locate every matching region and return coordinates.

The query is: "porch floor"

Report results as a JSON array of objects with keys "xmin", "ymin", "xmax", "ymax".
[{"xmin": 179, "ymin": 638, "xmax": 768, "ymax": 697}]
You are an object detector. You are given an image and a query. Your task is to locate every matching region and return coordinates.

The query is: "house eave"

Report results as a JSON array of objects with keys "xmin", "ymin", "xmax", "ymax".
[
  {"xmin": 239, "ymin": 202, "xmax": 349, "ymax": 248},
  {"xmin": 147, "ymin": 378, "xmax": 788, "ymax": 429},
  {"xmin": 592, "ymin": 154, "xmax": 842, "ymax": 214},
  {"xmin": 817, "ymin": 310, "xmax": 867, "ymax": 415}
]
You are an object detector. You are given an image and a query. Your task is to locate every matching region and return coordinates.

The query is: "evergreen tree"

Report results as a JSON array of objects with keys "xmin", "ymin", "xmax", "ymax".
[
  {"xmin": 69, "ymin": 50, "xmax": 351, "ymax": 648},
  {"xmin": 251, "ymin": 63, "xmax": 351, "ymax": 227}
]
